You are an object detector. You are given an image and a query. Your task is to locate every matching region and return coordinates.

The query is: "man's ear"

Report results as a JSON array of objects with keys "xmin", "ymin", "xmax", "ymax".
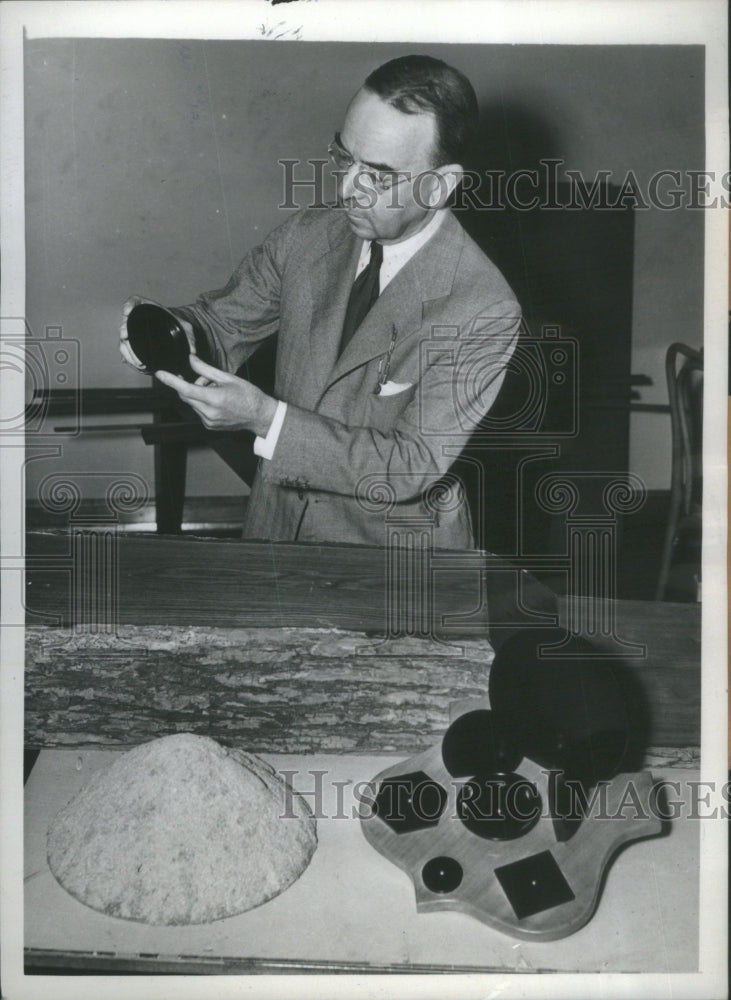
[{"xmin": 420, "ymin": 164, "xmax": 464, "ymax": 208}]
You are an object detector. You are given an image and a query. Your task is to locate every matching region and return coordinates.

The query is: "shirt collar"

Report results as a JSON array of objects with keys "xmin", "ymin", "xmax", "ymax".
[
  {"xmin": 379, "ymin": 207, "xmax": 448, "ymax": 264},
  {"xmin": 357, "ymin": 208, "xmax": 448, "ymax": 274}
]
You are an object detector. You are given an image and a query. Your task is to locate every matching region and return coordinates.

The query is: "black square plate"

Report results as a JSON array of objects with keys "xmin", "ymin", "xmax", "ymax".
[{"xmin": 494, "ymin": 850, "xmax": 575, "ymax": 919}]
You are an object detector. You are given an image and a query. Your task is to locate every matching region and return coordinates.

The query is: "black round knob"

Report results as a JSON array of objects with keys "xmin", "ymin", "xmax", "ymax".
[
  {"xmin": 421, "ymin": 856, "xmax": 463, "ymax": 894},
  {"xmin": 441, "ymin": 709, "xmax": 522, "ymax": 778},
  {"xmin": 457, "ymin": 772, "xmax": 541, "ymax": 841}
]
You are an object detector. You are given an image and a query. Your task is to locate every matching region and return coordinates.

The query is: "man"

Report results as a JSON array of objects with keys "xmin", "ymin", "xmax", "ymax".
[{"xmin": 120, "ymin": 55, "xmax": 521, "ymax": 548}]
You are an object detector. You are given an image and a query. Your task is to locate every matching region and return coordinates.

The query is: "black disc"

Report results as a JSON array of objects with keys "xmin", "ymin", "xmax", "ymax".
[
  {"xmin": 127, "ymin": 303, "xmax": 194, "ymax": 380},
  {"xmin": 441, "ymin": 709, "xmax": 522, "ymax": 778},
  {"xmin": 488, "ymin": 628, "xmax": 629, "ymax": 784}
]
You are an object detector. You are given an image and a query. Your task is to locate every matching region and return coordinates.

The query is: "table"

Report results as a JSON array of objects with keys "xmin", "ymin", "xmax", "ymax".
[
  {"xmin": 21, "ymin": 532, "xmax": 703, "ymax": 976},
  {"xmin": 25, "ymin": 748, "xmax": 699, "ymax": 974}
]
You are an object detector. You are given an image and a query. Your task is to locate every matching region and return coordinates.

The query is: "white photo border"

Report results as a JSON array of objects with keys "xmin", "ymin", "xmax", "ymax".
[{"xmin": 1, "ymin": 2, "xmax": 727, "ymax": 999}]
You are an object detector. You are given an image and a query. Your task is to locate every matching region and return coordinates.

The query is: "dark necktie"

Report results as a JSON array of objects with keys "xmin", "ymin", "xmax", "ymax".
[{"xmin": 339, "ymin": 240, "xmax": 383, "ymax": 355}]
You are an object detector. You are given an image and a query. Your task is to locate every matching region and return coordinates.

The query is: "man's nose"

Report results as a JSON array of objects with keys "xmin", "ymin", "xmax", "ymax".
[{"xmin": 339, "ymin": 164, "xmax": 375, "ymax": 207}]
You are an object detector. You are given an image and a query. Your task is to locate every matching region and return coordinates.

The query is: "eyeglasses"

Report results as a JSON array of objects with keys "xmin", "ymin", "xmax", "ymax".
[{"xmin": 327, "ymin": 132, "xmax": 411, "ymax": 195}]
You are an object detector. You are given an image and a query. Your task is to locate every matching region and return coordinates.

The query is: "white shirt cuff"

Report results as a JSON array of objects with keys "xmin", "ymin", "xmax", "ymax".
[{"xmin": 253, "ymin": 399, "xmax": 287, "ymax": 460}]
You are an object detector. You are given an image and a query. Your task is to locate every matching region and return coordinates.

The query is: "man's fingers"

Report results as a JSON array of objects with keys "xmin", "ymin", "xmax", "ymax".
[
  {"xmin": 153, "ymin": 384, "xmax": 214, "ymax": 426},
  {"xmin": 122, "ymin": 295, "xmax": 143, "ymax": 318},
  {"xmin": 183, "ymin": 398, "xmax": 215, "ymax": 424},
  {"xmin": 154, "ymin": 369, "xmax": 189, "ymax": 392},
  {"xmin": 177, "ymin": 318, "xmax": 198, "ymax": 355},
  {"xmin": 189, "ymin": 354, "xmax": 232, "ymax": 383},
  {"xmin": 120, "ymin": 339, "xmax": 146, "ymax": 371},
  {"xmin": 155, "ymin": 369, "xmax": 218, "ymax": 404},
  {"xmin": 120, "ymin": 295, "xmax": 145, "ymax": 371}
]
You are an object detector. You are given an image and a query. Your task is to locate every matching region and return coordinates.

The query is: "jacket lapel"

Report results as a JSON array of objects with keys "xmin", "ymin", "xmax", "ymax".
[
  {"xmin": 322, "ymin": 212, "xmax": 465, "ymax": 394},
  {"xmin": 306, "ymin": 213, "xmax": 361, "ymax": 404}
]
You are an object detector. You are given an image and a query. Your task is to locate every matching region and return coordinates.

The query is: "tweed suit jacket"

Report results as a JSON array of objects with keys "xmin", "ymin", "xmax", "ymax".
[{"xmin": 173, "ymin": 206, "xmax": 521, "ymax": 548}]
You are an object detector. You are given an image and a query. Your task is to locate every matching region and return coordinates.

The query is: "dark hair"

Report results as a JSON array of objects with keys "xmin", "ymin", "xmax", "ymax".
[{"xmin": 364, "ymin": 55, "xmax": 478, "ymax": 167}]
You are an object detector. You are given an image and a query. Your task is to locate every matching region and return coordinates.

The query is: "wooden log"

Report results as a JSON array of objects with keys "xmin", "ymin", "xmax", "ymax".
[
  {"xmin": 24, "ymin": 599, "xmax": 700, "ymax": 751},
  {"xmin": 24, "ymin": 627, "xmax": 495, "ymax": 753},
  {"xmin": 23, "ymin": 533, "xmax": 700, "ymax": 752}
]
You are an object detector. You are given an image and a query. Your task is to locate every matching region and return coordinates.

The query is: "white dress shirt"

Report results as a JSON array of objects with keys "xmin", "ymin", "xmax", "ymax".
[{"xmin": 254, "ymin": 208, "xmax": 448, "ymax": 460}]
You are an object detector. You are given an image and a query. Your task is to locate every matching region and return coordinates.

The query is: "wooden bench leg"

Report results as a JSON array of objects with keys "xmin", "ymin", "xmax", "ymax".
[
  {"xmin": 153, "ymin": 387, "xmax": 188, "ymax": 534},
  {"xmin": 154, "ymin": 439, "xmax": 187, "ymax": 533}
]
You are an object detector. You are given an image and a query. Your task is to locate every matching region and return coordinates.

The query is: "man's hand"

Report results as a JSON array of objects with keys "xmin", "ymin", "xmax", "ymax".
[
  {"xmin": 118, "ymin": 296, "xmax": 197, "ymax": 372},
  {"xmin": 155, "ymin": 355, "xmax": 278, "ymax": 438}
]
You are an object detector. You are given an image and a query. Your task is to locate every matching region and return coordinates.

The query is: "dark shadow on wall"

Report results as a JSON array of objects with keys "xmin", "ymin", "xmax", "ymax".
[
  {"xmin": 453, "ymin": 103, "xmax": 636, "ymax": 563},
  {"xmin": 473, "ymin": 100, "xmax": 565, "ymax": 176}
]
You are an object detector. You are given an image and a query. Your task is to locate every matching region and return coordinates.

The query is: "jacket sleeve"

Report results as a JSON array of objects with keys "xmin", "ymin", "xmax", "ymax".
[
  {"xmin": 260, "ymin": 300, "xmax": 521, "ymax": 503},
  {"xmin": 168, "ymin": 212, "xmax": 303, "ymax": 374}
]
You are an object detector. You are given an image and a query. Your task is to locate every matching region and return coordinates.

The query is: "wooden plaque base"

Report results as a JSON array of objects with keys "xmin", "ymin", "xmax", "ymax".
[{"xmin": 359, "ymin": 728, "xmax": 663, "ymax": 941}]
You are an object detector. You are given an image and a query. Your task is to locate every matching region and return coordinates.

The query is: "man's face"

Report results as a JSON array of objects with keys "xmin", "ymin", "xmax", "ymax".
[{"xmin": 336, "ymin": 88, "xmax": 441, "ymax": 244}]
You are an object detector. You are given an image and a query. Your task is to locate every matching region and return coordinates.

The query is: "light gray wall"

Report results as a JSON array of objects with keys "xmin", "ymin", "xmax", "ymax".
[{"xmin": 24, "ymin": 38, "xmax": 704, "ymax": 499}]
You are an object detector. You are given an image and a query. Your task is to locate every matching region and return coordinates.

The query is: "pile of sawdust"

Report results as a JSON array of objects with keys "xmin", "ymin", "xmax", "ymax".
[{"xmin": 47, "ymin": 733, "xmax": 317, "ymax": 925}]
